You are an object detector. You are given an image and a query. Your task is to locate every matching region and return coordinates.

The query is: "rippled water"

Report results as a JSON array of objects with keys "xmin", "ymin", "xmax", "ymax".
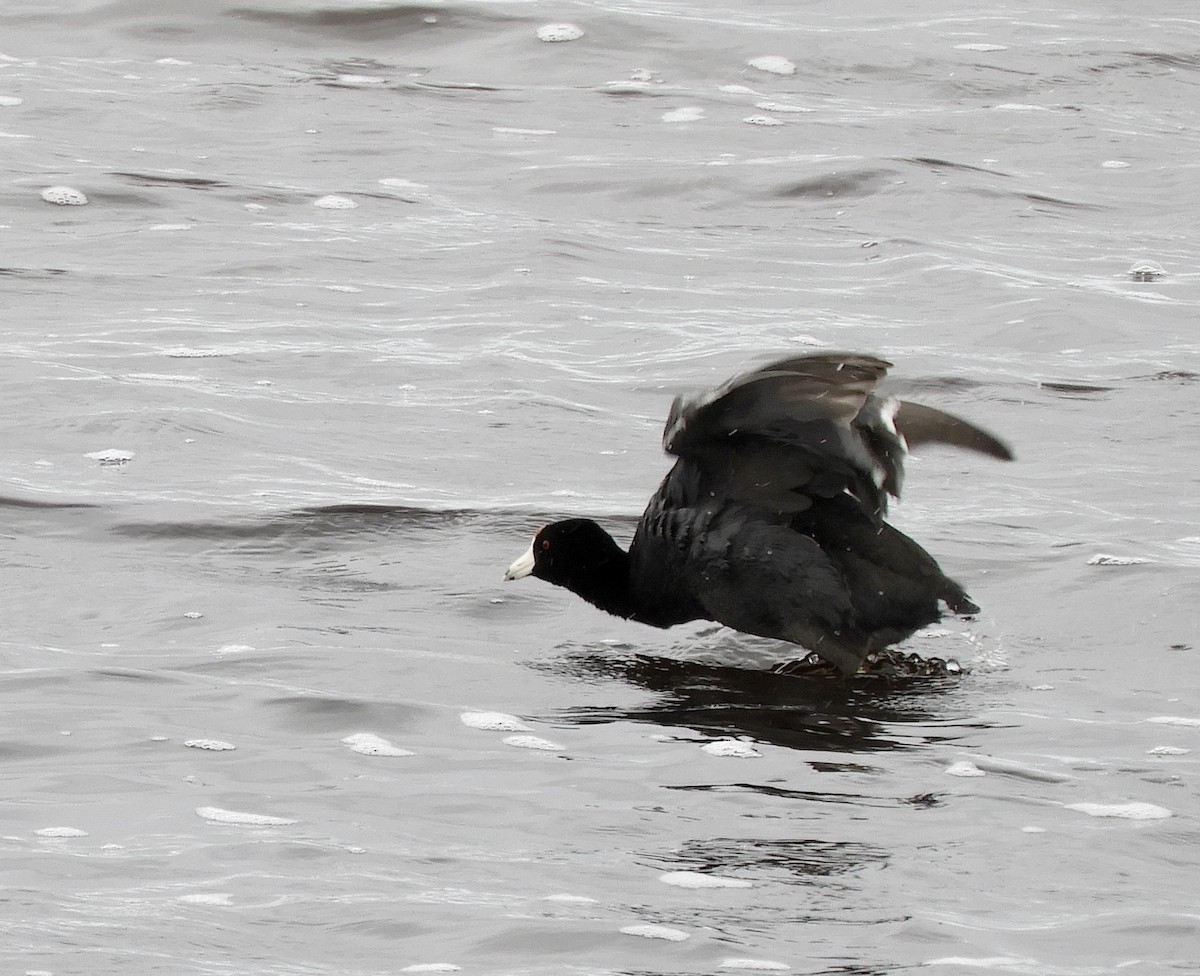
[{"xmin": 3, "ymin": 1, "xmax": 1199, "ymax": 973}]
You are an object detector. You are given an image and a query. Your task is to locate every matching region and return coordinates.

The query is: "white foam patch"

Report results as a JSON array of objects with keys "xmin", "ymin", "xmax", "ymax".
[
  {"xmin": 701, "ymin": 740, "xmax": 761, "ymax": 758},
  {"xmin": 1147, "ymin": 745, "xmax": 1190, "ymax": 756},
  {"xmin": 536, "ymin": 23, "xmax": 584, "ymax": 42},
  {"xmin": 926, "ymin": 958, "xmax": 1038, "ymax": 969},
  {"xmin": 620, "ymin": 923, "xmax": 690, "ymax": 941},
  {"xmin": 36, "ymin": 827, "xmax": 88, "ymax": 838},
  {"xmin": 400, "ymin": 966, "xmax": 462, "ymax": 973},
  {"xmin": 1088, "ymin": 553, "xmax": 1151, "ymax": 565},
  {"xmin": 343, "ymin": 732, "xmax": 414, "ymax": 757},
  {"xmin": 1147, "ymin": 716, "xmax": 1200, "ymax": 727},
  {"xmin": 460, "ymin": 711, "xmax": 532, "ymax": 732},
  {"xmin": 179, "ymin": 892, "xmax": 234, "ymax": 906},
  {"xmin": 945, "ymin": 761, "xmax": 985, "ymax": 778},
  {"xmin": 1102, "ymin": 160, "xmax": 1131, "ymax": 168},
  {"xmin": 85, "ymin": 448, "xmax": 134, "ymax": 464},
  {"xmin": 216, "ymin": 644, "xmax": 253, "ymax": 654},
  {"xmin": 543, "ymin": 893, "xmax": 598, "ymax": 903},
  {"xmin": 196, "ymin": 806, "xmax": 298, "ymax": 826},
  {"xmin": 335, "ymin": 74, "xmax": 385, "ymax": 86},
  {"xmin": 954, "ymin": 43, "xmax": 1008, "ymax": 51},
  {"xmin": 314, "ymin": 194, "xmax": 357, "ymax": 209},
  {"xmin": 502, "ymin": 734, "xmax": 563, "ymax": 752},
  {"xmin": 742, "ymin": 115, "xmax": 784, "ymax": 126},
  {"xmin": 662, "ymin": 107, "xmax": 704, "ymax": 123},
  {"xmin": 184, "ymin": 739, "xmax": 236, "ymax": 751},
  {"xmin": 972, "ymin": 756, "xmax": 1071, "ymax": 783},
  {"xmin": 754, "ymin": 101, "xmax": 812, "ymax": 113},
  {"xmin": 721, "ymin": 960, "xmax": 790, "ymax": 971},
  {"xmin": 41, "ymin": 185, "xmax": 88, "ymax": 205},
  {"xmin": 660, "ymin": 871, "xmax": 753, "ymax": 889},
  {"xmin": 1065, "ymin": 802, "xmax": 1171, "ymax": 820},
  {"xmin": 1020, "ymin": 826, "xmax": 1047, "ymax": 834},
  {"xmin": 747, "ymin": 55, "xmax": 796, "ymax": 75},
  {"xmin": 0, "ymin": 95, "xmax": 23, "ymax": 106}
]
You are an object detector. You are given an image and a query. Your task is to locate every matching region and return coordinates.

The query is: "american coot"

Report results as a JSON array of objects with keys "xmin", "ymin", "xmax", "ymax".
[{"xmin": 505, "ymin": 353, "xmax": 1013, "ymax": 675}]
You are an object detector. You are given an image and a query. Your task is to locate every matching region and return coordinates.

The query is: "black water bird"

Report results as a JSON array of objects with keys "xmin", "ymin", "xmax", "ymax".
[{"xmin": 504, "ymin": 353, "xmax": 1013, "ymax": 675}]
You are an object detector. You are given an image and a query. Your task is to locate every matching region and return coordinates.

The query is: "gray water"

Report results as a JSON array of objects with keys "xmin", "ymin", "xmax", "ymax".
[{"xmin": 3, "ymin": 1, "xmax": 1200, "ymax": 973}]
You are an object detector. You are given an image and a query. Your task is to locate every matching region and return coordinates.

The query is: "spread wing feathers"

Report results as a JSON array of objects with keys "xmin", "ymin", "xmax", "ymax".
[{"xmin": 662, "ymin": 352, "xmax": 1012, "ymax": 519}]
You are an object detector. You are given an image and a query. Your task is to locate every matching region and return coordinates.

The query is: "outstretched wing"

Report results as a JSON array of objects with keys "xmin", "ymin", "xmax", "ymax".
[{"xmin": 661, "ymin": 352, "xmax": 1011, "ymax": 519}]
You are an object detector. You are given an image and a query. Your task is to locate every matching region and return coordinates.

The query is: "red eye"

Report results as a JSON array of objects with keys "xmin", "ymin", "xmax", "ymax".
[{"xmin": 540, "ymin": 539, "xmax": 551, "ymax": 552}]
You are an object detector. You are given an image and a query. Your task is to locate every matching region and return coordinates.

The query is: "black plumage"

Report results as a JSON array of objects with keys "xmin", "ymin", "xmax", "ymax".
[{"xmin": 504, "ymin": 353, "xmax": 1013, "ymax": 675}]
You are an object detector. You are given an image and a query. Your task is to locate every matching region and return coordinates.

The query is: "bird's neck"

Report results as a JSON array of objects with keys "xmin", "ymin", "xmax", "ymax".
[{"xmin": 566, "ymin": 549, "xmax": 637, "ymax": 620}]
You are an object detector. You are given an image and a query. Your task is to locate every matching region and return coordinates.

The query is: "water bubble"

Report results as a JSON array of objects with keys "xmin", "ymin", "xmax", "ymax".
[
  {"xmin": 184, "ymin": 739, "xmax": 236, "ymax": 751},
  {"xmin": 536, "ymin": 23, "xmax": 584, "ymax": 42},
  {"xmin": 502, "ymin": 734, "xmax": 564, "ymax": 751},
  {"xmin": 460, "ymin": 711, "xmax": 532, "ymax": 732},
  {"xmin": 620, "ymin": 923, "xmax": 690, "ymax": 941},
  {"xmin": 1128, "ymin": 260, "xmax": 1165, "ymax": 281},
  {"xmin": 41, "ymin": 185, "xmax": 88, "ymax": 206},
  {"xmin": 314, "ymin": 194, "xmax": 357, "ymax": 209},
  {"xmin": 662, "ymin": 107, "xmax": 704, "ymax": 123},
  {"xmin": 195, "ymin": 806, "xmax": 298, "ymax": 826},
  {"xmin": 342, "ymin": 732, "xmax": 414, "ymax": 757},
  {"xmin": 747, "ymin": 56, "xmax": 796, "ymax": 75},
  {"xmin": 335, "ymin": 74, "xmax": 385, "ymax": 87},
  {"xmin": 85, "ymin": 448, "xmax": 133, "ymax": 465},
  {"xmin": 660, "ymin": 871, "xmax": 753, "ymax": 889},
  {"xmin": 179, "ymin": 892, "xmax": 234, "ymax": 906},
  {"xmin": 754, "ymin": 101, "xmax": 812, "ymax": 113},
  {"xmin": 701, "ymin": 739, "xmax": 761, "ymax": 758},
  {"xmin": 1065, "ymin": 801, "xmax": 1171, "ymax": 820},
  {"xmin": 1088, "ymin": 553, "xmax": 1151, "ymax": 566}
]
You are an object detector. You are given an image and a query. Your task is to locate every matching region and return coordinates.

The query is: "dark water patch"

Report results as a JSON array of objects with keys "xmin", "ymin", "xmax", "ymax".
[
  {"xmin": 1133, "ymin": 369, "xmax": 1199, "ymax": 383},
  {"xmin": 1039, "ymin": 380, "xmax": 1118, "ymax": 399},
  {"xmin": 665, "ymin": 781, "xmax": 934, "ymax": 811},
  {"xmin": 111, "ymin": 171, "xmax": 230, "ymax": 189},
  {"xmin": 0, "ymin": 267, "xmax": 69, "ymax": 278},
  {"xmin": 111, "ymin": 504, "xmax": 482, "ymax": 543},
  {"xmin": 263, "ymin": 694, "xmax": 430, "ymax": 732},
  {"xmin": 902, "ymin": 156, "xmax": 1012, "ymax": 178},
  {"xmin": 536, "ymin": 650, "xmax": 972, "ymax": 753},
  {"xmin": 0, "ymin": 494, "xmax": 98, "ymax": 511},
  {"xmin": 1125, "ymin": 50, "xmax": 1200, "ymax": 72},
  {"xmin": 642, "ymin": 836, "xmax": 889, "ymax": 880},
  {"xmin": 773, "ymin": 169, "xmax": 899, "ymax": 202},
  {"xmin": 91, "ymin": 667, "xmax": 183, "ymax": 684},
  {"xmin": 226, "ymin": 3, "xmax": 526, "ymax": 40}
]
